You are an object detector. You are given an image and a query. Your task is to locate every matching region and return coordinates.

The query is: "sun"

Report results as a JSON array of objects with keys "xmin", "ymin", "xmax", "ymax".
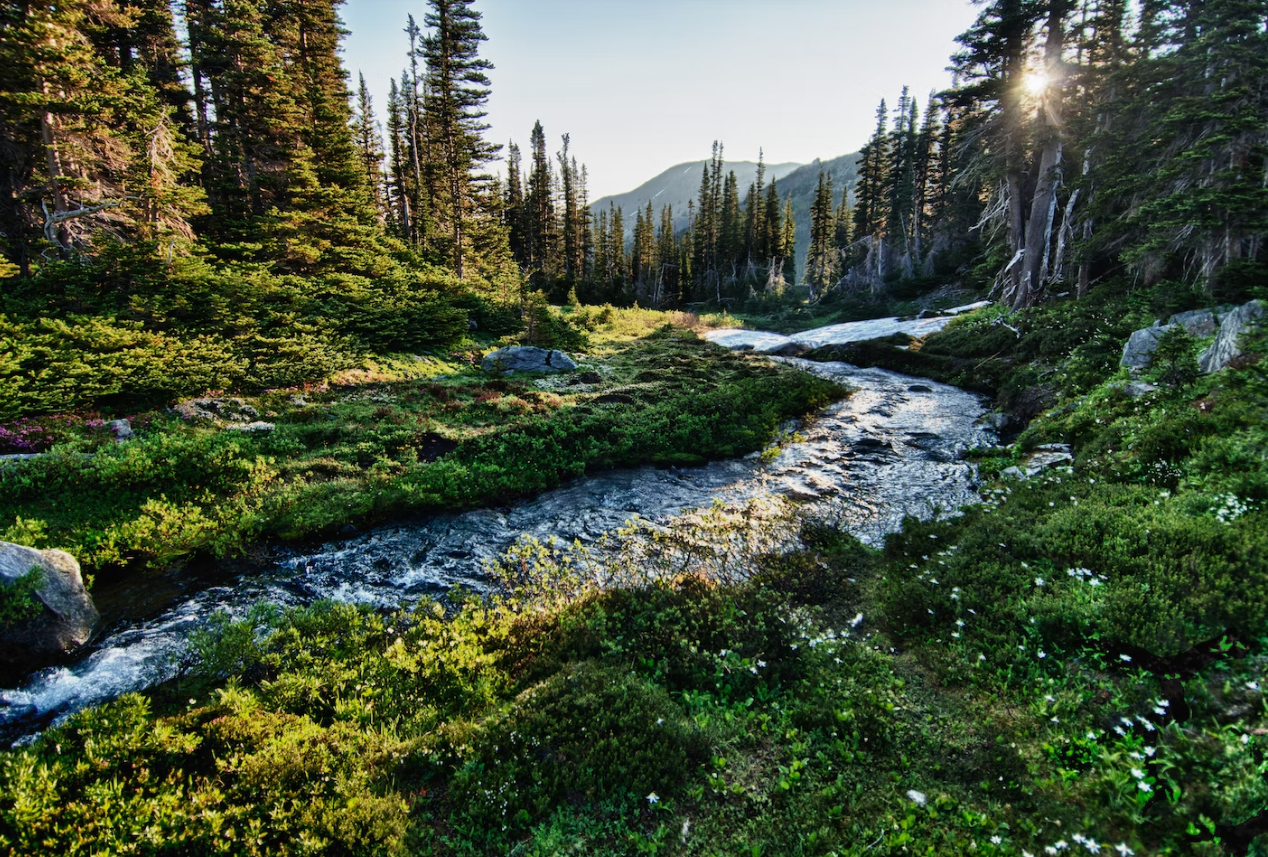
[{"xmin": 1023, "ymin": 70, "xmax": 1049, "ymax": 96}]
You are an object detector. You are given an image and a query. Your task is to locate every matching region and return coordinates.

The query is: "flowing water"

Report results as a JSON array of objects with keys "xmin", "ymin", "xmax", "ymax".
[{"xmin": 0, "ymin": 320, "xmax": 996, "ymax": 743}]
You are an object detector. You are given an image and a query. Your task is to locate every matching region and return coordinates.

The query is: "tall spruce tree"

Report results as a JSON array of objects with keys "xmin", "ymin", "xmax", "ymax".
[
  {"xmin": 524, "ymin": 120, "xmax": 555, "ymax": 281},
  {"xmin": 806, "ymin": 171, "xmax": 837, "ymax": 298},
  {"xmin": 421, "ymin": 0, "xmax": 498, "ymax": 279},
  {"xmin": 354, "ymin": 72, "xmax": 387, "ymax": 219}
]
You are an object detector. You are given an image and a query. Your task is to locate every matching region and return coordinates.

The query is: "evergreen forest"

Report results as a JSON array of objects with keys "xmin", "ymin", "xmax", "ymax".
[{"xmin": 1, "ymin": 0, "xmax": 1268, "ymax": 855}]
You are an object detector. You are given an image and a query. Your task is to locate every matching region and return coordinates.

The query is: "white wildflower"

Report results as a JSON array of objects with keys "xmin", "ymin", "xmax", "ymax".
[{"xmin": 906, "ymin": 789, "xmax": 926, "ymax": 806}]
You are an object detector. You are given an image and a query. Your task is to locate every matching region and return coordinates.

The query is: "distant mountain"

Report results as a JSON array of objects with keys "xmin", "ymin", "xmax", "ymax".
[
  {"xmin": 776, "ymin": 152, "xmax": 862, "ymax": 277},
  {"xmin": 591, "ymin": 152, "xmax": 862, "ymax": 279},
  {"xmin": 592, "ymin": 159, "xmax": 803, "ymax": 236}
]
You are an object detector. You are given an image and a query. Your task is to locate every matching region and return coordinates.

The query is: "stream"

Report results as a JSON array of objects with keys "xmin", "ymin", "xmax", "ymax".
[{"xmin": 0, "ymin": 315, "xmax": 996, "ymax": 744}]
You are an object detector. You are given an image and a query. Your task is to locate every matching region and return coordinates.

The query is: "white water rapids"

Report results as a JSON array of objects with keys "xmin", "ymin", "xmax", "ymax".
[{"xmin": 1, "ymin": 314, "xmax": 996, "ymax": 744}]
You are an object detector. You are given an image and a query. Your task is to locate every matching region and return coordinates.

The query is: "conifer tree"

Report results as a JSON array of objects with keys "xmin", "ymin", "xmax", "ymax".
[
  {"xmin": 763, "ymin": 177, "xmax": 783, "ymax": 266},
  {"xmin": 853, "ymin": 100, "xmax": 890, "ymax": 242},
  {"xmin": 834, "ymin": 184, "xmax": 852, "ymax": 257},
  {"xmin": 354, "ymin": 72, "xmax": 387, "ymax": 218},
  {"xmin": 504, "ymin": 141, "xmax": 526, "ymax": 266},
  {"xmin": 781, "ymin": 196, "xmax": 797, "ymax": 285},
  {"xmin": 525, "ymin": 120, "xmax": 555, "ymax": 280},
  {"xmin": 806, "ymin": 171, "xmax": 837, "ymax": 298},
  {"xmin": 0, "ymin": 0, "xmax": 205, "ymax": 267},
  {"xmin": 421, "ymin": 0, "xmax": 498, "ymax": 279},
  {"xmin": 385, "ymin": 77, "xmax": 413, "ymax": 237},
  {"xmin": 557, "ymin": 134, "xmax": 582, "ymax": 284}
]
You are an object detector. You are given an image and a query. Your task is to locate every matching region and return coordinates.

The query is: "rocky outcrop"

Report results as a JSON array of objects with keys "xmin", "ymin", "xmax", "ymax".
[
  {"xmin": 1121, "ymin": 310, "xmax": 1217, "ymax": 370},
  {"xmin": 0, "ymin": 542, "xmax": 98, "ymax": 670},
  {"xmin": 1121, "ymin": 300, "xmax": 1263, "ymax": 373},
  {"xmin": 1001, "ymin": 443, "xmax": 1074, "ymax": 480},
  {"xmin": 173, "ymin": 396, "xmax": 262, "ymax": 424},
  {"xmin": 1120, "ymin": 326, "xmax": 1170, "ymax": 371},
  {"xmin": 481, "ymin": 346, "xmax": 578, "ymax": 374},
  {"xmin": 1199, "ymin": 300, "xmax": 1265, "ymax": 373}
]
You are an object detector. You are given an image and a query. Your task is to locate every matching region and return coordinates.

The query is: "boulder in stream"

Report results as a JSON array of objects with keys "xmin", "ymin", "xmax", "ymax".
[{"xmin": 0, "ymin": 542, "xmax": 98, "ymax": 671}]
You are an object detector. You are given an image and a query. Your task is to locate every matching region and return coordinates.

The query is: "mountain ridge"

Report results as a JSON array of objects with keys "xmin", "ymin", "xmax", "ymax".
[{"xmin": 593, "ymin": 151, "xmax": 862, "ymax": 278}]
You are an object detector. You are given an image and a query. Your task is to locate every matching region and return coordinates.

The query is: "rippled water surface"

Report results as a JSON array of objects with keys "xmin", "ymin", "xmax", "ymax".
[{"xmin": 0, "ymin": 349, "xmax": 995, "ymax": 742}]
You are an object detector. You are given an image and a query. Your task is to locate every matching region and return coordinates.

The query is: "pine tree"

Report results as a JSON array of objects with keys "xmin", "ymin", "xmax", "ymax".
[
  {"xmin": 656, "ymin": 204, "xmax": 678, "ymax": 306},
  {"xmin": 353, "ymin": 72, "xmax": 387, "ymax": 219},
  {"xmin": 781, "ymin": 196, "xmax": 797, "ymax": 286},
  {"xmin": 806, "ymin": 171, "xmax": 837, "ymax": 298},
  {"xmin": 946, "ymin": 0, "xmax": 1048, "ymax": 307},
  {"xmin": 525, "ymin": 120, "xmax": 555, "ymax": 280},
  {"xmin": 385, "ymin": 77, "xmax": 413, "ymax": 237},
  {"xmin": 719, "ymin": 170, "xmax": 742, "ymax": 283},
  {"xmin": 834, "ymin": 183, "xmax": 852, "ymax": 257},
  {"xmin": 556, "ymin": 134, "xmax": 582, "ymax": 285},
  {"xmin": 504, "ymin": 141, "xmax": 526, "ymax": 265},
  {"xmin": 421, "ymin": 0, "xmax": 498, "ymax": 279},
  {"xmin": 853, "ymin": 100, "xmax": 890, "ymax": 242},
  {"xmin": 0, "ymin": 0, "xmax": 205, "ymax": 268},
  {"xmin": 762, "ymin": 177, "xmax": 783, "ymax": 267}
]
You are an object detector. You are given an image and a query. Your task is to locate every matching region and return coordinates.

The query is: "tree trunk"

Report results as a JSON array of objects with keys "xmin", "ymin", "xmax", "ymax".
[
  {"xmin": 1050, "ymin": 187, "xmax": 1080, "ymax": 286},
  {"xmin": 1015, "ymin": 1, "xmax": 1069, "ymax": 310}
]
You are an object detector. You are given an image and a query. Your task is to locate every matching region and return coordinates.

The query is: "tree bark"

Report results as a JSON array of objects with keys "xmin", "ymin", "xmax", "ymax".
[{"xmin": 1015, "ymin": 0, "xmax": 1070, "ymax": 310}]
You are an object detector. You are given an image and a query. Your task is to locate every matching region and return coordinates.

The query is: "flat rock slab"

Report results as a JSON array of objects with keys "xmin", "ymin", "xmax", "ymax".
[
  {"xmin": 704, "ymin": 314, "xmax": 958, "ymax": 353},
  {"xmin": 1002, "ymin": 443, "xmax": 1074, "ymax": 479},
  {"xmin": 482, "ymin": 346, "xmax": 578, "ymax": 374}
]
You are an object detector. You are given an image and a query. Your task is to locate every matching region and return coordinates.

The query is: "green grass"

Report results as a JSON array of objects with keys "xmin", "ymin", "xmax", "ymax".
[
  {"xmin": 2, "ymin": 288, "xmax": 1266, "ymax": 855},
  {"xmin": 0, "ymin": 319, "xmax": 843, "ymax": 572}
]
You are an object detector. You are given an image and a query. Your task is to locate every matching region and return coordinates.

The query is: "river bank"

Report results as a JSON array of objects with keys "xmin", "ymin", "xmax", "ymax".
[
  {"xmin": 3, "ymin": 293, "xmax": 1267, "ymax": 856},
  {"xmin": 0, "ymin": 345, "xmax": 994, "ymax": 742}
]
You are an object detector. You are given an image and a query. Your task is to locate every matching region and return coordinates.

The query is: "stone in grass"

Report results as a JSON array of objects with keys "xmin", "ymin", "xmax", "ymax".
[
  {"xmin": 108, "ymin": 418, "xmax": 133, "ymax": 440},
  {"xmin": 481, "ymin": 346, "xmax": 578, "ymax": 374},
  {"xmin": 1199, "ymin": 299, "xmax": 1265, "ymax": 373},
  {"xmin": 226, "ymin": 421, "xmax": 275, "ymax": 433},
  {"xmin": 0, "ymin": 542, "xmax": 99, "ymax": 671},
  {"xmin": 1119, "ymin": 300, "xmax": 1264, "ymax": 374},
  {"xmin": 1001, "ymin": 443, "xmax": 1073, "ymax": 480}
]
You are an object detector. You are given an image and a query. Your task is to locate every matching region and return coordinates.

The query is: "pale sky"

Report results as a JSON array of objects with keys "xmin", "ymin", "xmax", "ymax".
[{"xmin": 341, "ymin": 0, "xmax": 981, "ymax": 200}]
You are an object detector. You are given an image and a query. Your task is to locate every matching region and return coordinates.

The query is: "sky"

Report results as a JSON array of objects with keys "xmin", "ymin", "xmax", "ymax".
[{"xmin": 341, "ymin": 0, "xmax": 983, "ymax": 201}]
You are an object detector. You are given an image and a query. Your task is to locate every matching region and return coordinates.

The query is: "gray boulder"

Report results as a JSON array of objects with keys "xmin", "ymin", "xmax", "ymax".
[
  {"xmin": 1199, "ymin": 299, "xmax": 1265, "ymax": 373},
  {"xmin": 0, "ymin": 542, "xmax": 99, "ymax": 669},
  {"xmin": 1120, "ymin": 310, "xmax": 1218, "ymax": 371},
  {"xmin": 1166, "ymin": 309, "xmax": 1219, "ymax": 338},
  {"xmin": 977, "ymin": 411, "xmax": 1017, "ymax": 433},
  {"xmin": 1120, "ymin": 325, "xmax": 1169, "ymax": 371},
  {"xmin": 1121, "ymin": 300, "xmax": 1265, "ymax": 374},
  {"xmin": 108, "ymin": 418, "xmax": 133, "ymax": 440},
  {"xmin": 1001, "ymin": 443, "xmax": 1074, "ymax": 480},
  {"xmin": 481, "ymin": 346, "xmax": 578, "ymax": 374}
]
